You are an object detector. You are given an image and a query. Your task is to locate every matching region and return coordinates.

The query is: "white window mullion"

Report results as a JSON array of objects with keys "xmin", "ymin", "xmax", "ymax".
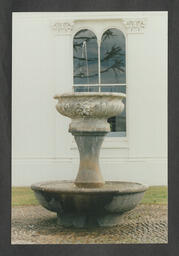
[{"xmin": 98, "ymin": 39, "xmax": 101, "ymax": 92}]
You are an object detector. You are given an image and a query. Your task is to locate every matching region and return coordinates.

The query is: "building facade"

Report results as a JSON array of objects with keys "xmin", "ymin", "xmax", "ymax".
[{"xmin": 12, "ymin": 12, "xmax": 168, "ymax": 186}]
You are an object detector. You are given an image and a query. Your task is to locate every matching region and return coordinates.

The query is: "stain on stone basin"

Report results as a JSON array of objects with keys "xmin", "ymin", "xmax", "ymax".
[
  {"xmin": 31, "ymin": 92, "xmax": 148, "ymax": 228},
  {"xmin": 31, "ymin": 181, "xmax": 148, "ymax": 228}
]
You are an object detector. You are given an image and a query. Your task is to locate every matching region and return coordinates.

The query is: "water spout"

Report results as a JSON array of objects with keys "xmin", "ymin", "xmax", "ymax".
[{"xmin": 82, "ymin": 40, "xmax": 90, "ymax": 86}]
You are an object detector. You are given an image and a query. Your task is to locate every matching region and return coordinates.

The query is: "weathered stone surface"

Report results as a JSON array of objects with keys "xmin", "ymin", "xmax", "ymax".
[
  {"xmin": 31, "ymin": 92, "xmax": 149, "ymax": 228},
  {"xmin": 54, "ymin": 92, "xmax": 125, "ymax": 132},
  {"xmin": 74, "ymin": 133, "xmax": 106, "ymax": 187},
  {"xmin": 31, "ymin": 181, "xmax": 148, "ymax": 228},
  {"xmin": 54, "ymin": 92, "xmax": 126, "ymax": 187}
]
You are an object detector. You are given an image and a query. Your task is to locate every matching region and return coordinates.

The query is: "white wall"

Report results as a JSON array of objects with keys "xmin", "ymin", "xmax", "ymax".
[{"xmin": 12, "ymin": 12, "xmax": 167, "ymax": 186}]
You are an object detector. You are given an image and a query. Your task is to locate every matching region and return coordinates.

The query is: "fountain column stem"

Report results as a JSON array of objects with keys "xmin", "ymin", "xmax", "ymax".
[
  {"xmin": 72, "ymin": 132, "xmax": 107, "ymax": 188},
  {"xmin": 54, "ymin": 92, "xmax": 126, "ymax": 189}
]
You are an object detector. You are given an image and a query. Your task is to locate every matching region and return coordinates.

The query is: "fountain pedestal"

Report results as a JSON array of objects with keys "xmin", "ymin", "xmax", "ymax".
[
  {"xmin": 31, "ymin": 92, "xmax": 148, "ymax": 228},
  {"xmin": 73, "ymin": 132, "xmax": 107, "ymax": 188}
]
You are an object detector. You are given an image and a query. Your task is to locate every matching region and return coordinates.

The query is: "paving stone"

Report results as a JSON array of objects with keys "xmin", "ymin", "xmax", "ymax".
[{"xmin": 11, "ymin": 204, "xmax": 168, "ymax": 244}]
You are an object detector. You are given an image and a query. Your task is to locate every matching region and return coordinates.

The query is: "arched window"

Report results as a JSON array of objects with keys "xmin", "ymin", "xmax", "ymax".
[
  {"xmin": 100, "ymin": 28, "xmax": 126, "ymax": 136},
  {"xmin": 73, "ymin": 28, "xmax": 126, "ymax": 137},
  {"xmin": 100, "ymin": 28, "xmax": 126, "ymax": 84},
  {"xmin": 73, "ymin": 29, "xmax": 98, "ymax": 91}
]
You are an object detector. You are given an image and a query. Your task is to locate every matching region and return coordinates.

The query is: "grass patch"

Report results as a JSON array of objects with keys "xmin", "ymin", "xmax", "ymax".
[
  {"xmin": 12, "ymin": 186, "xmax": 168, "ymax": 207},
  {"xmin": 141, "ymin": 186, "xmax": 168, "ymax": 205},
  {"xmin": 12, "ymin": 187, "xmax": 39, "ymax": 206}
]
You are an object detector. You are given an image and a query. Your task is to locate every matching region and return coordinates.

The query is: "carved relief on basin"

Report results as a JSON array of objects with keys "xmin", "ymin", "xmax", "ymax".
[{"xmin": 54, "ymin": 92, "xmax": 126, "ymax": 132}]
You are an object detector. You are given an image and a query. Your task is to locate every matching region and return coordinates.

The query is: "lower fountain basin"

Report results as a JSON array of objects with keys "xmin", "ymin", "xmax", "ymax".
[{"xmin": 31, "ymin": 181, "xmax": 148, "ymax": 228}]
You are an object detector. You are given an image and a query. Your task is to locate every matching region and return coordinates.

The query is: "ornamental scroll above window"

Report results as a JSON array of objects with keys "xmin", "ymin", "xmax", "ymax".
[{"xmin": 73, "ymin": 28, "xmax": 126, "ymax": 137}]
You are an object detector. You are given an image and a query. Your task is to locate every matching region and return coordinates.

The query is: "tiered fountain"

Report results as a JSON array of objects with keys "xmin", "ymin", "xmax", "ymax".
[{"xmin": 31, "ymin": 92, "xmax": 148, "ymax": 228}]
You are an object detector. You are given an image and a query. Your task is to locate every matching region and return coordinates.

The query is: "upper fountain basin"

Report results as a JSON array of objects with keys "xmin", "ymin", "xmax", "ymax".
[{"xmin": 54, "ymin": 92, "xmax": 126, "ymax": 119}]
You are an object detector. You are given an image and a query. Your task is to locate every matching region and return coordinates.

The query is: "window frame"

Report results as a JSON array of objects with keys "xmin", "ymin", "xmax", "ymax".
[{"xmin": 71, "ymin": 22, "xmax": 129, "ymax": 148}]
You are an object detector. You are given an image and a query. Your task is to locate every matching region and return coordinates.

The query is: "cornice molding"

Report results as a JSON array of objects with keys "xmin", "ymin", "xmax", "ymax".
[{"xmin": 51, "ymin": 18, "xmax": 147, "ymax": 35}]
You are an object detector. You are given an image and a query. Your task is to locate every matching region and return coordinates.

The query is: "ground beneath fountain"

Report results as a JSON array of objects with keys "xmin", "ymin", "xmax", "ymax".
[{"xmin": 11, "ymin": 204, "xmax": 167, "ymax": 244}]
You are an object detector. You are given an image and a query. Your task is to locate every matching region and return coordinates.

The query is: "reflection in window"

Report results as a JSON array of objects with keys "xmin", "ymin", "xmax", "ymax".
[
  {"xmin": 101, "ymin": 85, "xmax": 126, "ymax": 93},
  {"xmin": 73, "ymin": 29, "xmax": 98, "ymax": 84},
  {"xmin": 100, "ymin": 28, "xmax": 126, "ymax": 84},
  {"xmin": 73, "ymin": 28, "xmax": 126, "ymax": 137},
  {"xmin": 74, "ymin": 86, "xmax": 99, "ymax": 92},
  {"xmin": 102, "ymin": 86, "xmax": 126, "ymax": 136}
]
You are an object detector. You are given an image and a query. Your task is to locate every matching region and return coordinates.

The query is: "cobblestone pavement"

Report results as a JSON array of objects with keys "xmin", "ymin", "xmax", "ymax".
[{"xmin": 11, "ymin": 204, "xmax": 168, "ymax": 244}]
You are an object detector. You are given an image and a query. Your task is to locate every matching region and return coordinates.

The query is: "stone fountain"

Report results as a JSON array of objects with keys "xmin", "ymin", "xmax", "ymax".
[{"xmin": 31, "ymin": 92, "xmax": 148, "ymax": 228}]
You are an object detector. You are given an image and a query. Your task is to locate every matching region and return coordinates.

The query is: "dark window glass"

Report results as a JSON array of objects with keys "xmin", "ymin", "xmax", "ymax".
[
  {"xmin": 100, "ymin": 28, "xmax": 126, "ymax": 84},
  {"xmin": 73, "ymin": 29, "xmax": 98, "ymax": 84},
  {"xmin": 74, "ymin": 86, "xmax": 99, "ymax": 92},
  {"xmin": 73, "ymin": 28, "xmax": 126, "ymax": 137},
  {"xmin": 101, "ymin": 85, "xmax": 126, "ymax": 93},
  {"xmin": 74, "ymin": 85, "xmax": 126, "ymax": 135},
  {"xmin": 101, "ymin": 86, "xmax": 126, "ymax": 134}
]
